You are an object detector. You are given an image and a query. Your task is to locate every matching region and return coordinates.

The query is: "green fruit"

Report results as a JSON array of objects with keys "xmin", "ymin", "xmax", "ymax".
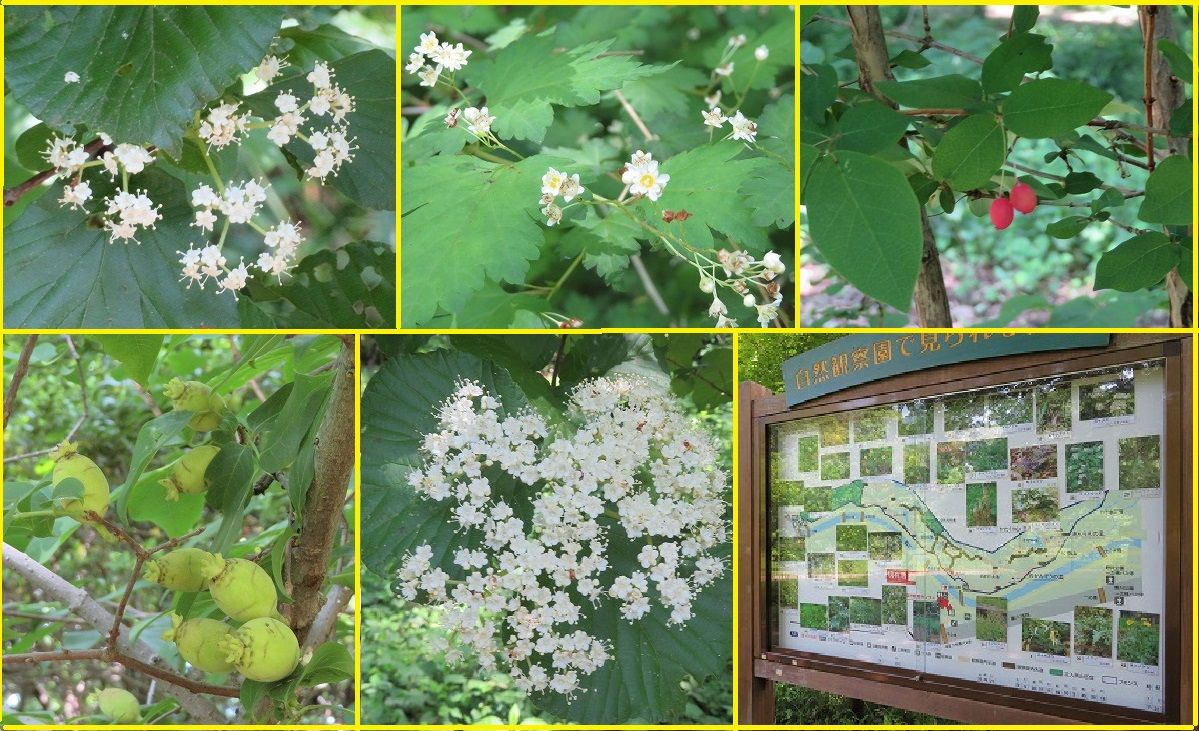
[
  {"xmin": 50, "ymin": 441, "xmax": 109, "ymax": 522},
  {"xmin": 159, "ymin": 445, "xmax": 220, "ymax": 501},
  {"xmin": 162, "ymin": 613, "xmax": 235, "ymax": 673},
  {"xmin": 219, "ymin": 617, "xmax": 300, "ymax": 682},
  {"xmin": 144, "ymin": 548, "xmax": 216, "ymax": 592},
  {"xmin": 199, "ymin": 556, "xmax": 278, "ymax": 621},
  {"xmin": 97, "ymin": 687, "xmax": 141, "ymax": 723},
  {"xmin": 165, "ymin": 378, "xmax": 226, "ymax": 431}
]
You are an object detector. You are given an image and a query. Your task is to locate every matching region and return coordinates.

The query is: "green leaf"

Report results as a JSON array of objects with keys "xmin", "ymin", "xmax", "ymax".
[
  {"xmin": 1063, "ymin": 171, "xmax": 1103, "ymax": 194},
  {"xmin": 931, "ymin": 115, "xmax": 1005, "ymax": 190},
  {"xmin": 5, "ymin": 7, "xmax": 283, "ymax": 154},
  {"xmin": 246, "ymin": 241, "xmax": 396, "ymax": 330},
  {"xmin": 1138, "ymin": 155, "xmax": 1193, "ymax": 225},
  {"xmin": 757, "ymin": 95, "xmax": 795, "ymax": 167},
  {"xmin": 981, "ymin": 33, "xmax": 1052, "ymax": 93},
  {"xmin": 740, "ymin": 160, "xmax": 794, "ymax": 228},
  {"xmin": 835, "ymin": 101, "xmax": 909, "ymax": 154},
  {"xmin": 799, "ymin": 143, "xmax": 819, "ymax": 200},
  {"xmin": 207, "ymin": 442, "xmax": 258, "ymax": 554},
  {"xmin": 800, "ymin": 65, "xmax": 838, "ymax": 123},
  {"xmin": 299, "ymin": 642, "xmax": 354, "ymax": 686},
  {"xmin": 361, "ymin": 350, "xmax": 530, "ymax": 577},
  {"xmin": 1046, "ymin": 215, "xmax": 1091, "ymax": 239},
  {"xmin": 402, "ymin": 106, "xmax": 473, "ymax": 160},
  {"xmin": 890, "ymin": 49, "xmax": 930, "ymax": 69},
  {"xmin": 4, "ymin": 169, "xmax": 238, "ymax": 328},
  {"xmin": 1001, "ymin": 78, "xmax": 1113, "ymax": 139},
  {"xmin": 1157, "ymin": 39, "xmax": 1192, "ymax": 80},
  {"xmin": 1169, "ymin": 100, "xmax": 1191, "ymax": 138},
  {"xmin": 466, "ymin": 34, "xmax": 663, "ymax": 142},
  {"xmin": 1094, "ymin": 232, "xmax": 1179, "ymax": 292},
  {"xmin": 277, "ymin": 24, "xmax": 375, "ymax": 69},
  {"xmin": 978, "ymin": 293, "xmax": 1049, "ymax": 326},
  {"xmin": 1048, "ymin": 291, "xmax": 1164, "ymax": 326},
  {"xmin": 1012, "ymin": 6, "xmax": 1039, "ymax": 34},
  {"xmin": 805, "ymin": 151, "xmax": 922, "ymax": 311},
  {"xmin": 114, "ymin": 411, "xmax": 195, "ymax": 524},
  {"xmin": 268, "ymin": 524, "xmax": 297, "ymax": 603},
  {"xmin": 875, "ymin": 74, "xmax": 984, "ymax": 109},
  {"xmin": 128, "ymin": 466, "xmax": 205, "ymax": 538},
  {"xmin": 90, "ymin": 336, "xmax": 163, "ymax": 386},
  {"xmin": 15, "ymin": 123, "xmax": 59, "ymax": 172},
  {"xmin": 559, "ymin": 209, "xmax": 642, "ymax": 284},
  {"xmin": 256, "ymin": 372, "xmax": 333, "ymax": 473},
  {"xmin": 619, "ymin": 64, "xmax": 708, "ymax": 123},
  {"xmin": 401, "ymin": 154, "xmax": 571, "ymax": 327},
  {"xmin": 646, "ymin": 143, "xmax": 771, "ymax": 253},
  {"xmin": 246, "ymin": 50, "xmax": 396, "ymax": 211}
]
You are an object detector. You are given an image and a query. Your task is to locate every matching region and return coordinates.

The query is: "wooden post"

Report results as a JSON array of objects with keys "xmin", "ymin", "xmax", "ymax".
[{"xmin": 738, "ymin": 380, "xmax": 775, "ymax": 724}]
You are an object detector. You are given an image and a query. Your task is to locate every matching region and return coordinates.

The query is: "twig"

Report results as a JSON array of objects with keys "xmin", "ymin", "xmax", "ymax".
[
  {"xmin": 2, "ymin": 649, "xmax": 238, "ymax": 698},
  {"xmin": 1140, "ymin": 7, "xmax": 1157, "ymax": 171},
  {"xmin": 1005, "ymin": 161, "xmax": 1140, "ymax": 196},
  {"xmin": 4, "ymin": 335, "xmax": 39, "ymax": 429},
  {"xmin": 550, "ymin": 335, "xmax": 568, "ymax": 388},
  {"xmin": 303, "ymin": 585, "xmax": 352, "ymax": 650},
  {"xmin": 629, "ymin": 254, "xmax": 671, "ymax": 316},
  {"xmin": 614, "ymin": 89, "xmax": 656, "ymax": 142},
  {"xmin": 4, "ymin": 138, "xmax": 107, "ymax": 208},
  {"xmin": 3, "ymin": 543, "xmax": 224, "ymax": 720},
  {"xmin": 814, "ymin": 14, "xmax": 984, "ymax": 63}
]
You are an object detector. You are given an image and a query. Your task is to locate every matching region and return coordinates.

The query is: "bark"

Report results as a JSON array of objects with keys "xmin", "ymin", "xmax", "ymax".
[
  {"xmin": 1140, "ymin": 6, "xmax": 1192, "ymax": 326},
  {"xmin": 847, "ymin": 5, "xmax": 953, "ymax": 326},
  {"xmin": 287, "ymin": 338, "xmax": 355, "ymax": 645}
]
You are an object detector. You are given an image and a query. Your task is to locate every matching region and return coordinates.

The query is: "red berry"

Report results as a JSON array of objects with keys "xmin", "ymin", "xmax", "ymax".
[
  {"xmin": 990, "ymin": 196, "xmax": 1014, "ymax": 230},
  {"xmin": 1010, "ymin": 182, "xmax": 1037, "ymax": 214}
]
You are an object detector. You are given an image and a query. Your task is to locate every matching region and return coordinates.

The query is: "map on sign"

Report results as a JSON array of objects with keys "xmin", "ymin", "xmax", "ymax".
[{"xmin": 768, "ymin": 361, "xmax": 1166, "ymax": 714}]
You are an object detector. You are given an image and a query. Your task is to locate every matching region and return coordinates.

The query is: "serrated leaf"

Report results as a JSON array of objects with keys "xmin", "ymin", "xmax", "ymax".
[
  {"xmin": 246, "ymin": 241, "xmax": 396, "ymax": 329},
  {"xmin": 402, "ymin": 107, "xmax": 473, "ymax": 160},
  {"xmin": 5, "ymin": 7, "xmax": 283, "ymax": 155},
  {"xmin": 931, "ymin": 115, "xmax": 1005, "ymax": 190},
  {"xmin": 4, "ymin": 169, "xmax": 238, "ymax": 328},
  {"xmin": 278, "ymin": 24, "xmax": 375, "ymax": 69},
  {"xmin": 741, "ymin": 161, "xmax": 794, "ymax": 228},
  {"xmin": 257, "ymin": 372, "xmax": 332, "ymax": 473},
  {"xmin": 757, "ymin": 95, "xmax": 795, "ymax": 167},
  {"xmin": 981, "ymin": 33, "xmax": 1053, "ymax": 94},
  {"xmin": 876, "ymin": 74, "xmax": 984, "ymax": 109},
  {"xmin": 401, "ymin": 154, "xmax": 572, "ymax": 327},
  {"xmin": 805, "ymin": 151, "xmax": 922, "ymax": 310},
  {"xmin": 560, "ymin": 210, "xmax": 643, "ymax": 283},
  {"xmin": 466, "ymin": 33, "xmax": 663, "ymax": 142},
  {"xmin": 619, "ymin": 64, "xmax": 708, "ymax": 123},
  {"xmin": 1138, "ymin": 155, "xmax": 1193, "ymax": 225},
  {"xmin": 836, "ymin": 101, "xmax": 909, "ymax": 154},
  {"xmin": 1094, "ymin": 232, "xmax": 1178, "ymax": 291},
  {"xmin": 1001, "ymin": 78, "xmax": 1113, "ymax": 139}
]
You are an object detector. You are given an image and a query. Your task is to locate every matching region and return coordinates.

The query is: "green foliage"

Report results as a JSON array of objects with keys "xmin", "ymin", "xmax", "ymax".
[
  {"xmin": 931, "ymin": 115, "xmax": 1005, "ymax": 190},
  {"xmin": 736, "ymin": 333, "xmax": 842, "ymax": 393},
  {"xmin": 1117, "ymin": 611, "xmax": 1160, "ymax": 665},
  {"xmin": 1138, "ymin": 155, "xmax": 1193, "ymax": 224},
  {"xmin": 776, "ymin": 683, "xmax": 948, "ymax": 725},
  {"xmin": 1001, "ymin": 78, "xmax": 1113, "ymax": 139}
]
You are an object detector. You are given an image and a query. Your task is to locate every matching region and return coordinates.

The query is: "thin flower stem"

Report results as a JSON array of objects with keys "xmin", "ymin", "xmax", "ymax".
[
  {"xmin": 247, "ymin": 219, "xmax": 269, "ymax": 236},
  {"xmin": 547, "ymin": 250, "xmax": 586, "ymax": 302},
  {"xmin": 216, "ymin": 219, "xmax": 230, "ymax": 250},
  {"xmin": 732, "ymin": 61, "xmax": 761, "ymax": 110},
  {"xmin": 198, "ymin": 143, "xmax": 225, "ymax": 195}
]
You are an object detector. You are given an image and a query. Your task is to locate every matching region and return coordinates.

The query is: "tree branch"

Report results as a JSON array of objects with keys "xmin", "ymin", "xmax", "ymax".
[
  {"xmin": 3, "ymin": 649, "xmax": 239, "ymax": 698},
  {"xmin": 1140, "ymin": 8, "xmax": 1157, "ymax": 171},
  {"xmin": 614, "ymin": 89, "xmax": 656, "ymax": 142},
  {"xmin": 287, "ymin": 340, "xmax": 355, "ymax": 645},
  {"xmin": 303, "ymin": 585, "xmax": 352, "ymax": 650},
  {"xmin": 3, "ymin": 543, "xmax": 226, "ymax": 720},
  {"xmin": 4, "ymin": 138, "xmax": 107, "ymax": 208},
  {"xmin": 4, "ymin": 335, "xmax": 39, "ymax": 430}
]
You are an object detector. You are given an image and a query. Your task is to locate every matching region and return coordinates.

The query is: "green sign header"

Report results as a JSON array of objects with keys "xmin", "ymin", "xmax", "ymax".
[{"xmin": 781, "ymin": 333, "xmax": 1111, "ymax": 407}]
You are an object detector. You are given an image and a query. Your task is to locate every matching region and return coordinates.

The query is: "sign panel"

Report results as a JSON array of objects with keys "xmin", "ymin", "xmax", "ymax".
[
  {"xmin": 768, "ymin": 360, "xmax": 1166, "ymax": 714},
  {"xmin": 781, "ymin": 333, "xmax": 1111, "ymax": 407}
]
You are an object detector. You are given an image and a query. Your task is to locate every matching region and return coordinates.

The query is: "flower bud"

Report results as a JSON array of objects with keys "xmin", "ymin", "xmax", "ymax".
[
  {"xmin": 144, "ymin": 547, "xmax": 216, "ymax": 592},
  {"xmin": 159, "ymin": 445, "xmax": 220, "ymax": 501},
  {"xmin": 97, "ymin": 688, "xmax": 141, "ymax": 723},
  {"xmin": 200, "ymin": 555, "xmax": 278, "ymax": 621},
  {"xmin": 162, "ymin": 612, "xmax": 235, "ymax": 673},
  {"xmin": 50, "ymin": 441, "xmax": 110, "ymax": 522},
  {"xmin": 219, "ymin": 616, "xmax": 300, "ymax": 682}
]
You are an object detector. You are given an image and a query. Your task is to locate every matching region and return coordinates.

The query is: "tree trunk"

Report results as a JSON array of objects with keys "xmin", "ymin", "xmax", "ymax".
[
  {"xmin": 847, "ymin": 6, "xmax": 953, "ymax": 326},
  {"xmin": 1140, "ymin": 6, "xmax": 1192, "ymax": 327}
]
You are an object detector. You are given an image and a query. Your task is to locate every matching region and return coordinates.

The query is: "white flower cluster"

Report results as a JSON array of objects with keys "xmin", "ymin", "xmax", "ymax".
[
  {"xmin": 700, "ymin": 108, "xmax": 757, "ymax": 143},
  {"xmin": 703, "ymin": 249, "xmax": 786, "ymax": 327},
  {"xmin": 42, "ymin": 134, "xmax": 162, "ymax": 242},
  {"xmin": 396, "ymin": 376, "xmax": 728, "ymax": 697},
  {"xmin": 539, "ymin": 167, "xmax": 585, "ymax": 226},
  {"xmin": 406, "ymin": 31, "xmax": 472, "ymax": 89},
  {"xmin": 176, "ymin": 179, "xmax": 303, "ymax": 294},
  {"xmin": 621, "ymin": 150, "xmax": 670, "ymax": 201}
]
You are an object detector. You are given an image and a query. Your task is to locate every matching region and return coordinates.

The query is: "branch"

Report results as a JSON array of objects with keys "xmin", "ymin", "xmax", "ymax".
[
  {"xmin": 3, "ymin": 138, "xmax": 107, "ymax": 208},
  {"xmin": 1140, "ymin": 7, "xmax": 1157, "ymax": 171},
  {"xmin": 629, "ymin": 254, "xmax": 671, "ymax": 317},
  {"xmin": 815, "ymin": 13, "xmax": 984, "ymax": 63},
  {"xmin": 303, "ymin": 585, "xmax": 352, "ymax": 650},
  {"xmin": 2, "ymin": 649, "xmax": 239, "ymax": 698},
  {"xmin": 4, "ymin": 335, "xmax": 39, "ymax": 429},
  {"xmin": 3, "ymin": 543, "xmax": 226, "ymax": 720},
  {"xmin": 613, "ymin": 89, "xmax": 656, "ymax": 142},
  {"xmin": 287, "ymin": 341, "xmax": 355, "ymax": 645}
]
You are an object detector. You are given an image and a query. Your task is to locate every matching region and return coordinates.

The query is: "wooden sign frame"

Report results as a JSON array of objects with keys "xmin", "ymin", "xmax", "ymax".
[{"xmin": 737, "ymin": 334, "xmax": 1192, "ymax": 725}]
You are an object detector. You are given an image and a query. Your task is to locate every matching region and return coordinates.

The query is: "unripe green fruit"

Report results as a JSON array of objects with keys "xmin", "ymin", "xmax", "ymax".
[
  {"xmin": 200, "ymin": 555, "xmax": 278, "ymax": 621},
  {"xmin": 144, "ymin": 548, "xmax": 216, "ymax": 592},
  {"xmin": 219, "ymin": 616, "xmax": 300, "ymax": 682},
  {"xmin": 97, "ymin": 687, "xmax": 141, "ymax": 723},
  {"xmin": 50, "ymin": 441, "xmax": 109, "ymax": 521},
  {"xmin": 159, "ymin": 445, "xmax": 220, "ymax": 501},
  {"xmin": 162, "ymin": 612, "xmax": 235, "ymax": 673},
  {"xmin": 165, "ymin": 378, "xmax": 226, "ymax": 431}
]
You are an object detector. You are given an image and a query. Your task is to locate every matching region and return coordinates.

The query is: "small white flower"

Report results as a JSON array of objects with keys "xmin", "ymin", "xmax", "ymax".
[
  {"xmin": 63, "ymin": 71, "xmax": 80, "ymax": 84},
  {"xmin": 754, "ymin": 45, "xmax": 769, "ymax": 61},
  {"xmin": 59, "ymin": 181, "xmax": 91, "ymax": 210},
  {"xmin": 715, "ymin": 313, "xmax": 736, "ymax": 328},
  {"xmin": 541, "ymin": 168, "xmax": 565, "ymax": 197},
  {"xmin": 701, "ymin": 107, "xmax": 728, "ymax": 128},
  {"xmin": 714, "ymin": 63, "xmax": 734, "ymax": 77},
  {"xmin": 405, "ymin": 52, "xmax": 425, "ymax": 74},
  {"xmin": 463, "ymin": 106, "xmax": 495, "ymax": 136},
  {"xmin": 542, "ymin": 203, "xmax": 563, "ymax": 226},
  {"xmin": 559, "ymin": 173, "xmax": 584, "ymax": 203},
  {"xmin": 704, "ymin": 90, "xmax": 722, "ymax": 109},
  {"xmin": 307, "ymin": 61, "xmax": 333, "ymax": 90},
  {"xmin": 274, "ymin": 92, "xmax": 299, "ymax": 113},
  {"xmin": 418, "ymin": 66, "xmax": 440, "ymax": 88},
  {"xmin": 762, "ymin": 251, "xmax": 786, "ymax": 279},
  {"xmin": 728, "ymin": 110, "xmax": 757, "ymax": 143},
  {"xmin": 699, "ymin": 276, "xmax": 715, "ymax": 294},
  {"xmin": 178, "ymin": 247, "xmax": 205, "ymax": 288},
  {"xmin": 193, "ymin": 208, "xmax": 217, "ymax": 232},
  {"xmin": 629, "ymin": 150, "xmax": 654, "ymax": 168},
  {"xmin": 198, "ymin": 103, "xmax": 246, "ymax": 149},
  {"xmin": 622, "ymin": 159, "xmax": 670, "ymax": 202},
  {"xmin": 728, "ymin": 33, "xmax": 747, "ymax": 49},
  {"xmin": 255, "ymin": 55, "xmax": 285, "ymax": 84},
  {"xmin": 218, "ymin": 260, "xmax": 250, "ymax": 297},
  {"xmin": 742, "ymin": 293, "xmax": 756, "ymax": 307},
  {"xmin": 418, "ymin": 31, "xmax": 440, "ymax": 55},
  {"xmin": 191, "ymin": 184, "xmax": 220, "ymax": 209},
  {"xmin": 756, "ymin": 300, "xmax": 780, "ymax": 327},
  {"xmin": 112, "ymin": 144, "xmax": 154, "ymax": 174},
  {"xmin": 708, "ymin": 297, "xmax": 727, "ymax": 318},
  {"xmin": 431, "ymin": 42, "xmax": 472, "ymax": 72}
]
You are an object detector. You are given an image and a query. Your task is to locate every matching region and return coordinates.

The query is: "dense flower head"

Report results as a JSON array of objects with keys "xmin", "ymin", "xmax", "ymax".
[
  {"xmin": 102, "ymin": 189, "xmax": 161, "ymax": 244},
  {"xmin": 198, "ymin": 103, "xmax": 247, "ymax": 149},
  {"xmin": 395, "ymin": 376, "xmax": 728, "ymax": 697}
]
